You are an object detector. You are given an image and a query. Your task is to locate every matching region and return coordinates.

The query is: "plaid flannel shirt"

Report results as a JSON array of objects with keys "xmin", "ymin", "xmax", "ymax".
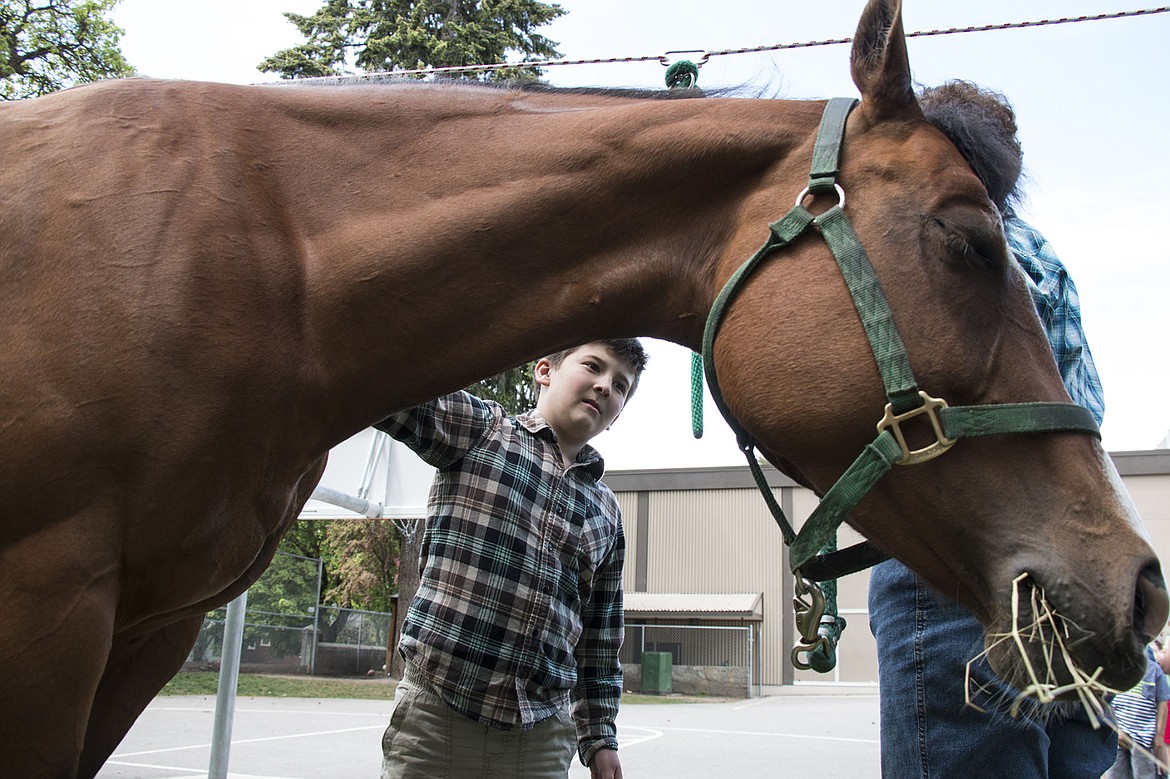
[
  {"xmin": 375, "ymin": 391, "xmax": 624, "ymax": 765},
  {"xmin": 1005, "ymin": 212, "xmax": 1105, "ymax": 423}
]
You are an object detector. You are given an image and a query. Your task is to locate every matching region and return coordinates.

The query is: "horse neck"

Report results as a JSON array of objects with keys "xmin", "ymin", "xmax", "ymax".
[{"xmin": 260, "ymin": 84, "xmax": 820, "ymax": 441}]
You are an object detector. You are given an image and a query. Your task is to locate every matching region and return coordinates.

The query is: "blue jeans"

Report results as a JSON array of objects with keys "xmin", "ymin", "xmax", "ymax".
[{"xmin": 868, "ymin": 559, "xmax": 1116, "ymax": 778}]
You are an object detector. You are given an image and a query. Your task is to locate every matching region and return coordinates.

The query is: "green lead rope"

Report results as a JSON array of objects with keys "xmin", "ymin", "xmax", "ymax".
[
  {"xmin": 690, "ymin": 352, "xmax": 704, "ymax": 438},
  {"xmin": 664, "ymin": 59, "xmax": 699, "ymax": 90}
]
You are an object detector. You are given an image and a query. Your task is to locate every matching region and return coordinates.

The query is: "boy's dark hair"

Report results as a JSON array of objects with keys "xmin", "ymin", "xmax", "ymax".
[
  {"xmin": 918, "ymin": 80, "xmax": 1023, "ymax": 214},
  {"xmin": 540, "ymin": 338, "xmax": 649, "ymax": 399}
]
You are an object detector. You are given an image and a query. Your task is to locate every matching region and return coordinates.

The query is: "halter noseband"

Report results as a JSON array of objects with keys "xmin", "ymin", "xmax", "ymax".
[{"xmin": 700, "ymin": 98, "xmax": 1100, "ymax": 670}]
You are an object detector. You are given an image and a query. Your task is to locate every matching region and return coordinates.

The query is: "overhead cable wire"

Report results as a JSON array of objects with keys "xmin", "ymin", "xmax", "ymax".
[{"xmin": 296, "ymin": 6, "xmax": 1170, "ymax": 82}]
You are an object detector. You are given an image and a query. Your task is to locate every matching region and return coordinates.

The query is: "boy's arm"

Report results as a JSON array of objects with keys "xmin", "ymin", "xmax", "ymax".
[
  {"xmin": 373, "ymin": 391, "xmax": 497, "ymax": 468},
  {"xmin": 572, "ymin": 527, "xmax": 625, "ymax": 768}
]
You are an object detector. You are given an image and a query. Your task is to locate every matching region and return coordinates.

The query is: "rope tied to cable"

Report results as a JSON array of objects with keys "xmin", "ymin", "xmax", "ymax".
[{"xmin": 664, "ymin": 59, "xmax": 699, "ymax": 89}]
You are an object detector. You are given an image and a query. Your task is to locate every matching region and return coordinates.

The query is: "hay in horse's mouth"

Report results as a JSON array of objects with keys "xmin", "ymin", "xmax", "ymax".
[
  {"xmin": 967, "ymin": 575, "xmax": 1170, "ymax": 775},
  {"xmin": 966, "ymin": 573, "xmax": 1111, "ymax": 726}
]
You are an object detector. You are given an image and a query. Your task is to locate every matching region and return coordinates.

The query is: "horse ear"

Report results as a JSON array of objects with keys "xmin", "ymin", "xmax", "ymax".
[{"xmin": 850, "ymin": 0, "xmax": 921, "ymax": 122}]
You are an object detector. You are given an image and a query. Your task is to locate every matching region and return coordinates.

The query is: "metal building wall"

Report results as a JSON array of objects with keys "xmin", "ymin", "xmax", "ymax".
[
  {"xmin": 611, "ymin": 475, "xmax": 879, "ymax": 687},
  {"xmin": 1122, "ymin": 464, "xmax": 1170, "ymax": 579},
  {"xmin": 615, "ymin": 491, "xmax": 639, "ymax": 593},
  {"xmin": 607, "ymin": 451, "xmax": 1170, "ymax": 690},
  {"xmin": 645, "ymin": 489, "xmax": 788, "ymax": 685}
]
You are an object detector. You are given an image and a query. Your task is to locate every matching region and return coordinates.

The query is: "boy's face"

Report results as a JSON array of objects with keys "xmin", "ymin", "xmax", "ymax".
[{"xmin": 534, "ymin": 344, "xmax": 637, "ymax": 449}]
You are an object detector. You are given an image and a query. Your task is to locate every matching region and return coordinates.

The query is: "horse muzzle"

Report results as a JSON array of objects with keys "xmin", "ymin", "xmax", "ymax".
[{"xmin": 987, "ymin": 554, "xmax": 1169, "ymax": 694}]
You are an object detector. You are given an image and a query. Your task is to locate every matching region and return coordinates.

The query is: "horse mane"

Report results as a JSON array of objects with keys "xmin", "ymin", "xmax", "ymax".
[
  {"xmin": 508, "ymin": 79, "xmax": 711, "ymax": 100},
  {"xmin": 277, "ymin": 72, "xmax": 767, "ymax": 101}
]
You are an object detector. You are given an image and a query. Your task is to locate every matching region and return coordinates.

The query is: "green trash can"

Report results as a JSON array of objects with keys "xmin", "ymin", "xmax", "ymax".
[{"xmin": 641, "ymin": 651, "xmax": 672, "ymax": 695}]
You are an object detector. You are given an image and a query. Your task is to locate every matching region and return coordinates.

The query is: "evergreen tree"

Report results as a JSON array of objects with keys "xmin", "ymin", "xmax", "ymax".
[
  {"xmin": 259, "ymin": 0, "xmax": 565, "ymax": 81},
  {"xmin": 1, "ymin": 0, "xmax": 132, "ymax": 100},
  {"xmin": 466, "ymin": 362, "xmax": 536, "ymax": 414}
]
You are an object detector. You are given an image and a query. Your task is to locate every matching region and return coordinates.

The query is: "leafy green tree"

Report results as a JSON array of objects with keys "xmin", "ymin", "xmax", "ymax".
[
  {"xmin": 259, "ymin": 0, "xmax": 565, "ymax": 81},
  {"xmin": 1, "ymin": 0, "xmax": 132, "ymax": 100},
  {"xmin": 277, "ymin": 520, "xmax": 330, "ymax": 578},
  {"xmin": 321, "ymin": 518, "xmax": 400, "ymax": 612},
  {"xmin": 277, "ymin": 517, "xmax": 402, "ymax": 643},
  {"xmin": 247, "ymin": 551, "xmax": 321, "ymax": 618}
]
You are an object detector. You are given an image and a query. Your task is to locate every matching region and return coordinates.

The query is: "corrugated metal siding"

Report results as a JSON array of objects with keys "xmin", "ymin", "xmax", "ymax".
[
  {"xmin": 628, "ymin": 485, "xmax": 876, "ymax": 686},
  {"xmin": 642, "ymin": 489, "xmax": 789, "ymax": 684},
  {"xmin": 615, "ymin": 491, "xmax": 639, "ymax": 593},
  {"xmin": 1128, "ymin": 474, "xmax": 1170, "ymax": 585},
  {"xmin": 1127, "ymin": 473, "xmax": 1170, "ymax": 522},
  {"xmin": 645, "ymin": 489, "xmax": 784, "ymax": 592}
]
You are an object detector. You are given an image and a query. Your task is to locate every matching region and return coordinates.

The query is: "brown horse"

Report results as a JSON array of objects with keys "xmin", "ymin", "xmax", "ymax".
[{"xmin": 0, "ymin": 0, "xmax": 1164, "ymax": 774}]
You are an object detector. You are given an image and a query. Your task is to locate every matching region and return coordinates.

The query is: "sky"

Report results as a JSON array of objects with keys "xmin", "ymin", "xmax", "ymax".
[{"xmin": 111, "ymin": 0, "xmax": 1170, "ymax": 471}]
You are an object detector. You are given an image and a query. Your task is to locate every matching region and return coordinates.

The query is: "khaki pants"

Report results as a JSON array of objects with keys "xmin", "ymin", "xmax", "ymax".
[{"xmin": 381, "ymin": 670, "xmax": 575, "ymax": 779}]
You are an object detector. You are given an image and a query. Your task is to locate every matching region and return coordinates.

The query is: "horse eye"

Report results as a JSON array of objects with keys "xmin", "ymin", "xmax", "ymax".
[
  {"xmin": 924, "ymin": 215, "xmax": 1005, "ymax": 270},
  {"xmin": 967, "ymin": 231, "xmax": 1011, "ymax": 270},
  {"xmin": 945, "ymin": 232, "xmax": 989, "ymax": 265}
]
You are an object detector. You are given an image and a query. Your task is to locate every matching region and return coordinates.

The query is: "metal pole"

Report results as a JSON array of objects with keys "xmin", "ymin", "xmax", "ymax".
[
  {"xmin": 209, "ymin": 590, "xmax": 248, "ymax": 779},
  {"xmin": 312, "ymin": 557, "xmax": 323, "ymax": 676},
  {"xmin": 746, "ymin": 626, "xmax": 754, "ymax": 698},
  {"xmin": 309, "ymin": 485, "xmax": 384, "ymax": 518}
]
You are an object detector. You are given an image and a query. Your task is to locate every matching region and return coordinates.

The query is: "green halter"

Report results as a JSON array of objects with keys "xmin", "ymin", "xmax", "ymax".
[{"xmin": 699, "ymin": 97, "xmax": 1100, "ymax": 670}]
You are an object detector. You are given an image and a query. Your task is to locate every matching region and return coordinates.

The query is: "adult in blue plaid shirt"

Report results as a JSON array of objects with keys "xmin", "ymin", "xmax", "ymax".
[
  {"xmin": 869, "ymin": 81, "xmax": 1108, "ymax": 778},
  {"xmin": 377, "ymin": 338, "xmax": 647, "ymax": 779}
]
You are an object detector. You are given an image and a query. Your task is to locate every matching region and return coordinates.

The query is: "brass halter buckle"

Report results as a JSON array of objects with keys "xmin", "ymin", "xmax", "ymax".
[{"xmin": 877, "ymin": 391, "xmax": 956, "ymax": 465}]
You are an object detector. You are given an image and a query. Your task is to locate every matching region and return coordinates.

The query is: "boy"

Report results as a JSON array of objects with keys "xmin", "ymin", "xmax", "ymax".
[{"xmin": 376, "ymin": 339, "xmax": 648, "ymax": 779}]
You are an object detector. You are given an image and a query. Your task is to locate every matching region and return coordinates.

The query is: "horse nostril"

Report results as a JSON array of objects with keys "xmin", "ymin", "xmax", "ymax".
[{"xmin": 1135, "ymin": 564, "xmax": 1169, "ymax": 643}]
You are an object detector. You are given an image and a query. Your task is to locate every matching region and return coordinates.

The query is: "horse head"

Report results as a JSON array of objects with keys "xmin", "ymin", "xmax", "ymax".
[{"xmin": 710, "ymin": 0, "xmax": 1166, "ymax": 692}]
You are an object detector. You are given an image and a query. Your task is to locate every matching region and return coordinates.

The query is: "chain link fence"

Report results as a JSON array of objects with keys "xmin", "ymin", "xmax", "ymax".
[
  {"xmin": 185, "ymin": 552, "xmax": 394, "ymax": 677},
  {"xmin": 311, "ymin": 606, "xmax": 394, "ymax": 676}
]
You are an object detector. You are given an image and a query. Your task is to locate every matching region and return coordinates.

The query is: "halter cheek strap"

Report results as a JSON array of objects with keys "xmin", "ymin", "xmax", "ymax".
[{"xmin": 700, "ymin": 98, "xmax": 1100, "ymax": 671}]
